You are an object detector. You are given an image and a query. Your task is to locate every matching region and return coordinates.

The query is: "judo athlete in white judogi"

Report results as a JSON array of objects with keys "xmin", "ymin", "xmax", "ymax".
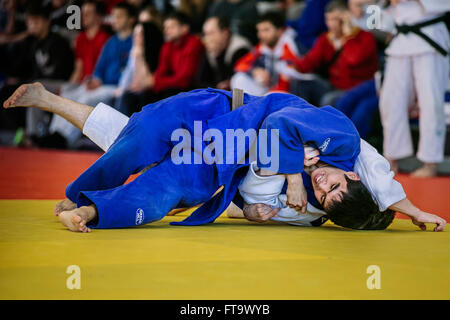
[
  {"xmin": 3, "ymin": 83, "xmax": 446, "ymax": 232},
  {"xmin": 379, "ymin": 0, "xmax": 450, "ymax": 177},
  {"xmin": 72, "ymin": 98, "xmax": 446, "ymax": 231}
]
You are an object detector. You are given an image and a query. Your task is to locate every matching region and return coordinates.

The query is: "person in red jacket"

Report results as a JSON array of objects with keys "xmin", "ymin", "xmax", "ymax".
[
  {"xmin": 290, "ymin": 0, "xmax": 378, "ymax": 106},
  {"xmin": 231, "ymin": 11, "xmax": 301, "ymax": 96},
  {"xmin": 70, "ymin": 0, "xmax": 110, "ymax": 84},
  {"xmin": 117, "ymin": 11, "xmax": 205, "ymax": 111}
]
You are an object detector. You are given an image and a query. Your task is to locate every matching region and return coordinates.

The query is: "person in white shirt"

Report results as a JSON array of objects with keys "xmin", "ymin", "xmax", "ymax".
[{"xmin": 379, "ymin": 0, "xmax": 450, "ymax": 177}]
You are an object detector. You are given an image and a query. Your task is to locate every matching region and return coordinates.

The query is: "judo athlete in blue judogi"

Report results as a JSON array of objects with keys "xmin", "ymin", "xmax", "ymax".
[
  {"xmin": 3, "ymin": 83, "xmax": 447, "ymax": 232},
  {"xmin": 62, "ymin": 87, "xmax": 369, "ymax": 231}
]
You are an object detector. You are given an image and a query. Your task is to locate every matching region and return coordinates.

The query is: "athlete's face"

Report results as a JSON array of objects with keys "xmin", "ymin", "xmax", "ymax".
[{"xmin": 310, "ymin": 166, "xmax": 360, "ymax": 210}]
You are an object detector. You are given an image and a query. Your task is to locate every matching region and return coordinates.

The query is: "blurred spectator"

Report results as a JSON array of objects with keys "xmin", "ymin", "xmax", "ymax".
[
  {"xmin": 379, "ymin": 0, "xmax": 450, "ymax": 177},
  {"xmin": 208, "ymin": 0, "xmax": 259, "ymax": 44},
  {"xmin": 231, "ymin": 11, "xmax": 300, "ymax": 96},
  {"xmin": 60, "ymin": 2, "xmax": 135, "ymax": 106},
  {"xmin": 115, "ymin": 11, "xmax": 204, "ymax": 114},
  {"xmin": 39, "ymin": 0, "xmax": 110, "ymax": 148},
  {"xmin": 290, "ymin": 0, "xmax": 378, "ymax": 106},
  {"xmin": 0, "ymin": 2, "xmax": 73, "ymax": 132},
  {"xmin": 286, "ymin": 0, "xmax": 330, "ymax": 54},
  {"xmin": 69, "ymin": 0, "xmax": 109, "ymax": 84},
  {"xmin": 113, "ymin": 21, "xmax": 164, "ymax": 115},
  {"xmin": 42, "ymin": 2, "xmax": 135, "ymax": 148},
  {"xmin": 197, "ymin": 16, "xmax": 251, "ymax": 89},
  {"xmin": 14, "ymin": 2, "xmax": 74, "ymax": 80},
  {"xmin": 151, "ymin": 11, "xmax": 204, "ymax": 93}
]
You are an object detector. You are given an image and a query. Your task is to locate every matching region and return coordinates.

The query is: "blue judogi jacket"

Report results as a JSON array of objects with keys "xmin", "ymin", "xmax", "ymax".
[{"xmin": 171, "ymin": 89, "xmax": 360, "ymax": 226}]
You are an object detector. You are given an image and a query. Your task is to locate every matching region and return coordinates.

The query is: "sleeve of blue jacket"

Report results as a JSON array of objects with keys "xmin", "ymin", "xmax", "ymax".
[{"xmin": 257, "ymin": 106, "xmax": 361, "ymax": 174}]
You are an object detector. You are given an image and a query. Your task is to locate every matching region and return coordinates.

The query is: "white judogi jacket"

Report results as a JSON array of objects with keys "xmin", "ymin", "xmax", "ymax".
[
  {"xmin": 238, "ymin": 161, "xmax": 328, "ymax": 227},
  {"xmin": 238, "ymin": 142, "xmax": 406, "ymax": 227},
  {"xmin": 384, "ymin": 0, "xmax": 450, "ymax": 56}
]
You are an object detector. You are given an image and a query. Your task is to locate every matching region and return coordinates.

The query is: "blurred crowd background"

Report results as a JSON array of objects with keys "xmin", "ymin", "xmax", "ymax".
[{"xmin": 0, "ymin": 0, "xmax": 449, "ymax": 176}]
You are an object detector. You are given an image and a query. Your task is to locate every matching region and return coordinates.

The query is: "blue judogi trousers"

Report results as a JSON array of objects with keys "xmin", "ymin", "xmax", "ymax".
[
  {"xmin": 64, "ymin": 89, "xmax": 230, "ymax": 229},
  {"xmin": 73, "ymin": 156, "xmax": 220, "ymax": 229}
]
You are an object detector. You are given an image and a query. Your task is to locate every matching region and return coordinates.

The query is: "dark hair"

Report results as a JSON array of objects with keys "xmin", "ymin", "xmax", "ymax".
[
  {"xmin": 140, "ymin": 5, "xmax": 163, "ymax": 29},
  {"xmin": 84, "ymin": 0, "xmax": 107, "ymax": 16},
  {"xmin": 208, "ymin": 16, "xmax": 230, "ymax": 30},
  {"xmin": 325, "ymin": 0, "xmax": 348, "ymax": 13},
  {"xmin": 114, "ymin": 2, "xmax": 138, "ymax": 19},
  {"xmin": 141, "ymin": 22, "xmax": 164, "ymax": 72},
  {"xmin": 25, "ymin": 2, "xmax": 51, "ymax": 19},
  {"xmin": 209, "ymin": 16, "xmax": 230, "ymax": 31},
  {"xmin": 164, "ymin": 11, "xmax": 191, "ymax": 27},
  {"xmin": 257, "ymin": 11, "xmax": 285, "ymax": 29},
  {"xmin": 325, "ymin": 175, "xmax": 395, "ymax": 230}
]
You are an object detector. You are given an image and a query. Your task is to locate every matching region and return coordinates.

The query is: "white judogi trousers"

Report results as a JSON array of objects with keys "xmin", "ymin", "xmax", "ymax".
[{"xmin": 379, "ymin": 51, "xmax": 449, "ymax": 163}]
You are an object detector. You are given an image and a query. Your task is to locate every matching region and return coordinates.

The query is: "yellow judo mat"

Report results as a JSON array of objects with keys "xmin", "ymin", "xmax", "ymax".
[{"xmin": 1, "ymin": 199, "xmax": 449, "ymax": 300}]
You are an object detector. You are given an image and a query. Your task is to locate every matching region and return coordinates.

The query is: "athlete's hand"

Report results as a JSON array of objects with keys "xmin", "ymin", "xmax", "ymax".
[
  {"xmin": 411, "ymin": 211, "xmax": 446, "ymax": 232},
  {"xmin": 286, "ymin": 173, "xmax": 307, "ymax": 213},
  {"xmin": 243, "ymin": 203, "xmax": 280, "ymax": 223},
  {"xmin": 304, "ymin": 146, "xmax": 320, "ymax": 167}
]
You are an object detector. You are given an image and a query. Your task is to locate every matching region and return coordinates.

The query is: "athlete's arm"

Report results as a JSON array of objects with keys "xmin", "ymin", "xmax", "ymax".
[{"xmin": 389, "ymin": 198, "xmax": 446, "ymax": 232}]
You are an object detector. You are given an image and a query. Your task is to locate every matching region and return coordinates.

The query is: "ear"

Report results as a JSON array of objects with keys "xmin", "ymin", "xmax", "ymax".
[{"xmin": 345, "ymin": 171, "xmax": 360, "ymax": 181}]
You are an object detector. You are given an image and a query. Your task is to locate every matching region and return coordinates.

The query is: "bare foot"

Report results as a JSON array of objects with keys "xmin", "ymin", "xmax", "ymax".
[
  {"xmin": 411, "ymin": 163, "xmax": 438, "ymax": 178},
  {"xmin": 59, "ymin": 205, "xmax": 97, "ymax": 233},
  {"xmin": 54, "ymin": 198, "xmax": 76, "ymax": 216},
  {"xmin": 388, "ymin": 159, "xmax": 398, "ymax": 175},
  {"xmin": 226, "ymin": 202, "xmax": 245, "ymax": 218},
  {"xmin": 3, "ymin": 82, "xmax": 46, "ymax": 109}
]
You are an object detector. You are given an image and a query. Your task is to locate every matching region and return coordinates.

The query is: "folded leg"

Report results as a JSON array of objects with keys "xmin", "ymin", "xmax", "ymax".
[{"xmin": 76, "ymin": 157, "xmax": 220, "ymax": 229}]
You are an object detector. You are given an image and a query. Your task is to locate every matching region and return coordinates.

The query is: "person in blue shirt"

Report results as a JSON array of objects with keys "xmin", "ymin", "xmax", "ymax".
[
  {"xmin": 3, "ymin": 82, "xmax": 446, "ymax": 233},
  {"xmin": 287, "ymin": 0, "xmax": 331, "ymax": 54}
]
